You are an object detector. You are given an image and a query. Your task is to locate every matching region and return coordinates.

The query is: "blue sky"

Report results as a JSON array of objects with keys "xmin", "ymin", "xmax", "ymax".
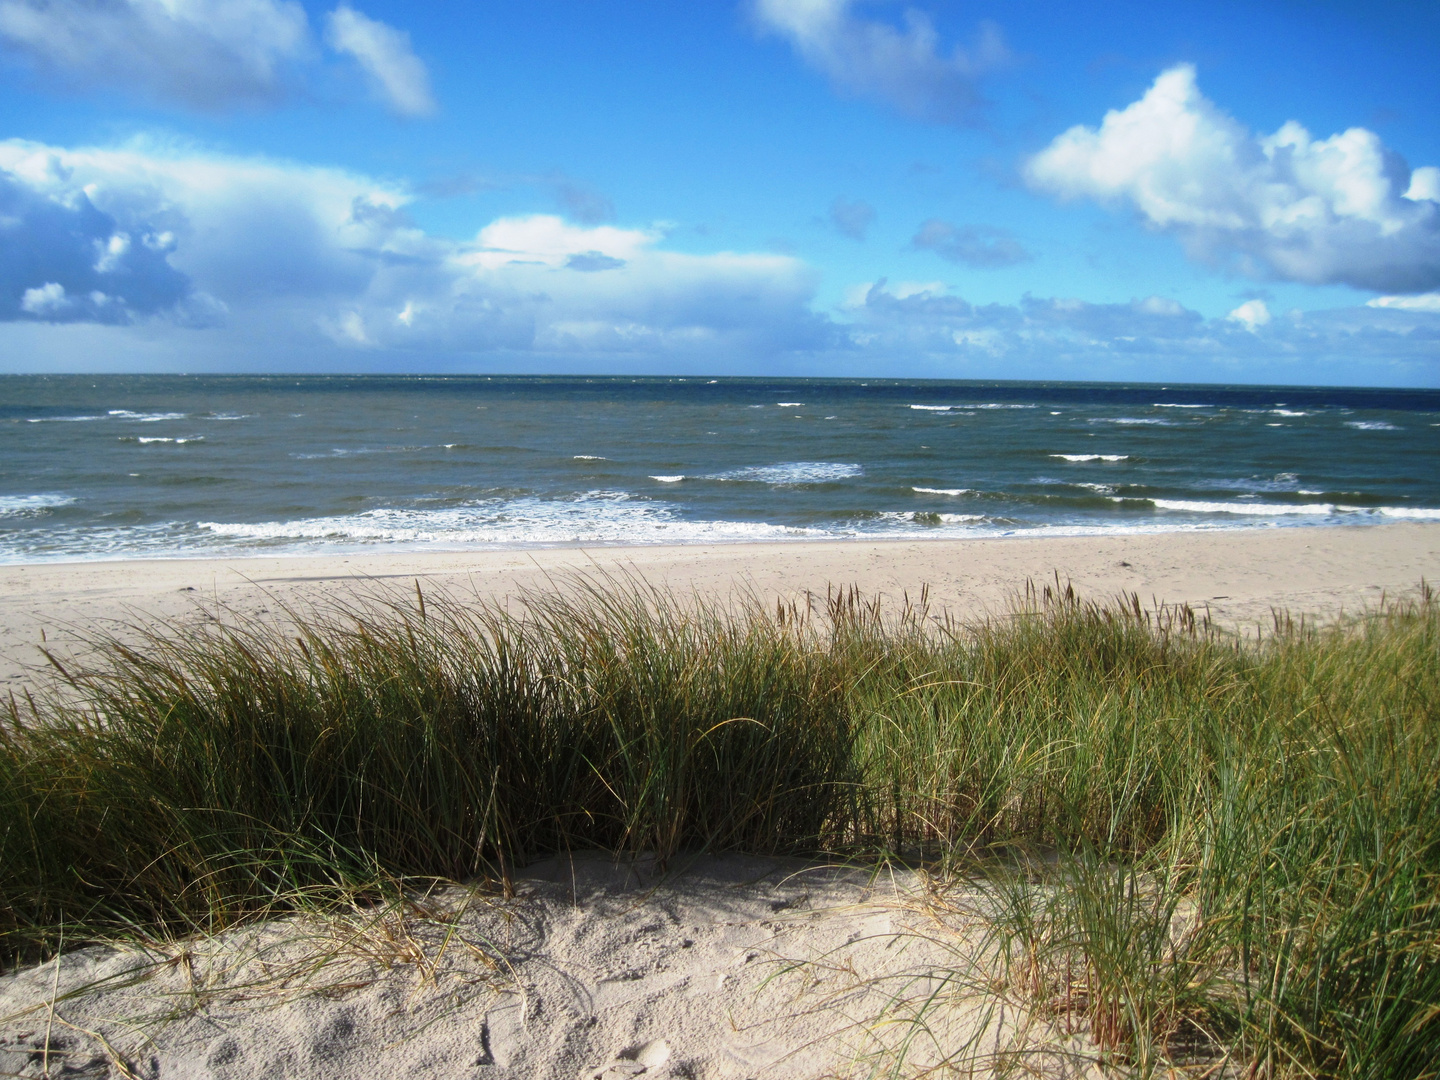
[{"xmin": 0, "ymin": 0, "xmax": 1436, "ymax": 384}]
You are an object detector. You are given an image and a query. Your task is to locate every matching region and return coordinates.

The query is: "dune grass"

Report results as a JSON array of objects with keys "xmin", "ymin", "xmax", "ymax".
[{"xmin": 2, "ymin": 577, "xmax": 1436, "ymax": 1077}]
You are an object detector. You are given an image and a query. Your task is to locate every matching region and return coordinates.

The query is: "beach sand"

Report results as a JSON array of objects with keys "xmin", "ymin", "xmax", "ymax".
[
  {"xmin": 1, "ymin": 524, "xmax": 1436, "ymax": 1078},
  {"xmin": 3, "ymin": 523, "xmax": 1436, "ymax": 688}
]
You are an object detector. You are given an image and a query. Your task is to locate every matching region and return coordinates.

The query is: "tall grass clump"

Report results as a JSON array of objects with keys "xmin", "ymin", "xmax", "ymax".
[{"xmin": 3, "ymin": 576, "xmax": 1437, "ymax": 1077}]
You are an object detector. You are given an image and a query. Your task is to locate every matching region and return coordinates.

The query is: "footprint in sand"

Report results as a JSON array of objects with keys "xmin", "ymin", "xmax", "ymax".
[{"xmin": 590, "ymin": 1038, "xmax": 673, "ymax": 1077}]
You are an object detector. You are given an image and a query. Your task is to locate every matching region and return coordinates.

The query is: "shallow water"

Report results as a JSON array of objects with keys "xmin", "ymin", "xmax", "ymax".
[{"xmin": 2, "ymin": 375, "xmax": 1437, "ymax": 562}]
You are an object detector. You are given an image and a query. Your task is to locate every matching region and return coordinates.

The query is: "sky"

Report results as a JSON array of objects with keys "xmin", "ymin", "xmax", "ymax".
[{"xmin": 0, "ymin": 0, "xmax": 1437, "ymax": 385}]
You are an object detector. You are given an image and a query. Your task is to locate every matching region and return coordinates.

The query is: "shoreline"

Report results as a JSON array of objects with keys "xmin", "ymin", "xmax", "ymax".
[{"xmin": 4, "ymin": 522, "xmax": 1437, "ymax": 688}]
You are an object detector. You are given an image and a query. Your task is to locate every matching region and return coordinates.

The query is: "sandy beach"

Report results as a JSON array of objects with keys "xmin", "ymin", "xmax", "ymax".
[
  {"xmin": 2, "ymin": 523, "xmax": 1437, "ymax": 1078},
  {"xmin": 3, "ymin": 523, "xmax": 1436, "ymax": 689}
]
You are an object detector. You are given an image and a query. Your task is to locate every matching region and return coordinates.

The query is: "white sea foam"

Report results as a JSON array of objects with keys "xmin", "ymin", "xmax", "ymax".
[
  {"xmin": 25, "ymin": 415, "xmax": 103, "ymax": 423},
  {"xmin": 1361, "ymin": 506, "xmax": 1440, "ymax": 520},
  {"xmin": 0, "ymin": 493, "xmax": 74, "ymax": 516},
  {"xmin": 1344, "ymin": 421, "xmax": 1400, "ymax": 431},
  {"xmin": 108, "ymin": 410, "xmax": 187, "ymax": 422},
  {"xmin": 1149, "ymin": 499, "xmax": 1336, "ymax": 516},
  {"xmin": 1153, "ymin": 403, "xmax": 1212, "ymax": 408},
  {"xmin": 650, "ymin": 475, "xmax": 685, "ymax": 483},
  {"xmin": 965, "ymin": 403, "xmax": 1036, "ymax": 410},
  {"xmin": 777, "ymin": 402, "xmax": 803, "ymax": 407},
  {"xmin": 1271, "ymin": 409, "xmax": 1307, "ymax": 417},
  {"xmin": 573, "ymin": 454, "xmax": 607, "ymax": 460},
  {"xmin": 202, "ymin": 413, "xmax": 250, "ymax": 420},
  {"xmin": 1076, "ymin": 482, "xmax": 1117, "ymax": 494},
  {"xmin": 198, "ymin": 493, "xmax": 819, "ymax": 548},
  {"xmin": 712, "ymin": 462, "xmax": 862, "ymax": 485},
  {"xmin": 909, "ymin": 405, "xmax": 955, "ymax": 411},
  {"xmin": 132, "ymin": 436, "xmax": 203, "ymax": 444},
  {"xmin": 912, "ymin": 486, "xmax": 970, "ymax": 496},
  {"xmin": 1093, "ymin": 418, "xmax": 1174, "ymax": 426},
  {"xmin": 1051, "ymin": 454, "xmax": 1129, "ymax": 462}
]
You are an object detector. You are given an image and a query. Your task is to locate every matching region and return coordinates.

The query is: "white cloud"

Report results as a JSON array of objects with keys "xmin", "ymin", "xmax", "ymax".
[
  {"xmin": 753, "ymin": 0, "xmax": 1005, "ymax": 124},
  {"xmin": 848, "ymin": 279, "xmax": 1438, "ymax": 382},
  {"xmin": 1025, "ymin": 65, "xmax": 1440, "ymax": 294},
  {"xmin": 1228, "ymin": 299, "xmax": 1271, "ymax": 329},
  {"xmin": 0, "ymin": 138, "xmax": 829, "ymax": 360},
  {"xmin": 0, "ymin": 0, "xmax": 432, "ymax": 115},
  {"xmin": 325, "ymin": 5, "xmax": 434, "ymax": 117},
  {"xmin": 1368, "ymin": 292, "xmax": 1440, "ymax": 313},
  {"xmin": 0, "ymin": 0, "xmax": 311, "ymax": 109}
]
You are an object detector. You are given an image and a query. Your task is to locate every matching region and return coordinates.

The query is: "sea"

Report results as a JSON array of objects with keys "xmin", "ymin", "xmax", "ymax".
[{"xmin": 2, "ymin": 375, "xmax": 1438, "ymax": 564}]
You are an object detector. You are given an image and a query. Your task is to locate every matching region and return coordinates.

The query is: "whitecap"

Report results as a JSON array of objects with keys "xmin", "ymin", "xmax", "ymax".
[
  {"xmin": 650, "ymin": 475, "xmax": 685, "ymax": 483},
  {"xmin": 908, "ymin": 404, "xmax": 954, "ymax": 411},
  {"xmin": 712, "ymin": 462, "xmax": 862, "ymax": 484},
  {"xmin": 573, "ymin": 454, "xmax": 607, "ymax": 460},
  {"xmin": 776, "ymin": 402, "xmax": 804, "ymax": 407},
  {"xmin": 1344, "ymin": 421, "xmax": 1400, "ymax": 431},
  {"xmin": 1150, "ymin": 499, "xmax": 1335, "ymax": 516},
  {"xmin": 1153, "ymin": 403, "xmax": 1212, "ymax": 408},
  {"xmin": 912, "ymin": 486, "xmax": 970, "ymax": 496},
  {"xmin": 108, "ymin": 410, "xmax": 188, "ymax": 422},
  {"xmin": 1050, "ymin": 454, "xmax": 1129, "ymax": 462},
  {"xmin": 0, "ymin": 493, "xmax": 75, "ymax": 516},
  {"xmin": 25, "ymin": 415, "xmax": 103, "ymax": 423}
]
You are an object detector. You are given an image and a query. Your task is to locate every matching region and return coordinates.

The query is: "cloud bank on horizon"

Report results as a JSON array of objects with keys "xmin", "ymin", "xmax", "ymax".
[{"xmin": 0, "ymin": 1, "xmax": 1435, "ymax": 384}]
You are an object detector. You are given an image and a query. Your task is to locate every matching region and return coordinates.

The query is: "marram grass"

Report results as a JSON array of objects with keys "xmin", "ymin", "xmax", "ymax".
[{"xmin": 2, "ymin": 578, "xmax": 1436, "ymax": 1078}]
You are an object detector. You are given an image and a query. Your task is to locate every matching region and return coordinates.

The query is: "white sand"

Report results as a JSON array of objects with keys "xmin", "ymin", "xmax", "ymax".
[
  {"xmin": 0, "ymin": 854, "xmax": 1077, "ymax": 1080},
  {"xmin": 3, "ymin": 523, "xmax": 1436, "ymax": 688}
]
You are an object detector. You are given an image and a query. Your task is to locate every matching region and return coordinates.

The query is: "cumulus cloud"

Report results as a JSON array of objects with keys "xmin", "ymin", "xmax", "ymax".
[
  {"xmin": 0, "ymin": 0, "xmax": 433, "ymax": 115},
  {"xmin": 1228, "ymin": 299, "xmax": 1271, "ymax": 329},
  {"xmin": 0, "ymin": 138, "xmax": 831, "ymax": 360},
  {"xmin": 753, "ymin": 0, "xmax": 1006, "ymax": 125},
  {"xmin": 828, "ymin": 197, "xmax": 875, "ymax": 240},
  {"xmin": 1025, "ymin": 65, "xmax": 1440, "ymax": 294},
  {"xmin": 324, "ymin": 5, "xmax": 433, "ymax": 116},
  {"xmin": 0, "ymin": 163, "xmax": 203, "ymax": 323},
  {"xmin": 912, "ymin": 219, "xmax": 1029, "ymax": 267}
]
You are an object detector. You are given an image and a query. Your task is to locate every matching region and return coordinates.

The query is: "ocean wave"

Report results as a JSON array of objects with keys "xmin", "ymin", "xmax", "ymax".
[
  {"xmin": 198, "ymin": 494, "xmax": 818, "ymax": 548},
  {"xmin": 1153, "ymin": 403, "xmax": 1212, "ymax": 408},
  {"xmin": 650, "ymin": 475, "xmax": 685, "ymax": 483},
  {"xmin": 908, "ymin": 405, "xmax": 955, "ymax": 412},
  {"xmin": 912, "ymin": 486, "xmax": 970, "ymax": 496},
  {"xmin": 776, "ymin": 402, "xmax": 803, "ymax": 407},
  {"xmin": 108, "ymin": 410, "xmax": 187, "ymax": 422},
  {"xmin": 1344, "ymin": 421, "xmax": 1400, "ymax": 431},
  {"xmin": 1092, "ymin": 417, "xmax": 1175, "ymax": 426},
  {"xmin": 1051, "ymin": 454, "xmax": 1129, "ymax": 462},
  {"xmin": 1271, "ymin": 409, "xmax": 1308, "ymax": 417},
  {"xmin": 573, "ymin": 454, "xmax": 607, "ymax": 460},
  {"xmin": 201, "ymin": 413, "xmax": 250, "ymax": 421},
  {"xmin": 1149, "ymin": 499, "xmax": 1336, "ymax": 516},
  {"xmin": 25, "ymin": 415, "xmax": 104, "ymax": 423},
  {"xmin": 0, "ymin": 493, "xmax": 75, "ymax": 516},
  {"xmin": 127, "ymin": 436, "xmax": 204, "ymax": 444},
  {"xmin": 712, "ymin": 462, "xmax": 862, "ymax": 485}
]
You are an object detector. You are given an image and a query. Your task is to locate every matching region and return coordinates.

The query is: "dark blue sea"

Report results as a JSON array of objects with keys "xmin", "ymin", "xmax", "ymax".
[{"xmin": 2, "ymin": 375, "xmax": 1437, "ymax": 563}]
